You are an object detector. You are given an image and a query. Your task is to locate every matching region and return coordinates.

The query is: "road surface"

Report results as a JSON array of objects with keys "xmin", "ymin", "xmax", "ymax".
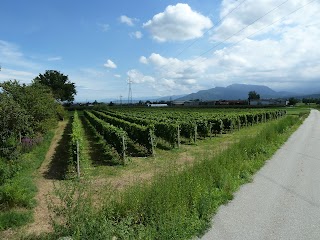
[{"xmin": 201, "ymin": 109, "xmax": 320, "ymax": 240}]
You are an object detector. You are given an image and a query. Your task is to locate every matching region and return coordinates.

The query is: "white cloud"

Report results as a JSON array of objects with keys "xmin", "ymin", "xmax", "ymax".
[
  {"xmin": 47, "ymin": 56, "xmax": 62, "ymax": 61},
  {"xmin": 0, "ymin": 68, "xmax": 36, "ymax": 84},
  {"xmin": 120, "ymin": 15, "xmax": 137, "ymax": 26},
  {"xmin": 139, "ymin": 56, "xmax": 148, "ymax": 64},
  {"xmin": 212, "ymin": 0, "xmax": 319, "ymax": 43},
  {"xmin": 103, "ymin": 59, "xmax": 117, "ymax": 69},
  {"xmin": 114, "ymin": 74, "xmax": 121, "ymax": 78},
  {"xmin": 131, "ymin": 53, "xmax": 208, "ymax": 92},
  {"xmin": 143, "ymin": 3, "xmax": 213, "ymax": 42},
  {"xmin": 0, "ymin": 40, "xmax": 40, "ymax": 69},
  {"xmin": 127, "ymin": 69, "xmax": 155, "ymax": 84},
  {"xmin": 130, "ymin": 31, "xmax": 143, "ymax": 39}
]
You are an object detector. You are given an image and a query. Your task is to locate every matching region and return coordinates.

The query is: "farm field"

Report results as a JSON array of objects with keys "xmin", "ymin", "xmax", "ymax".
[{"xmin": 0, "ymin": 106, "xmax": 309, "ymax": 240}]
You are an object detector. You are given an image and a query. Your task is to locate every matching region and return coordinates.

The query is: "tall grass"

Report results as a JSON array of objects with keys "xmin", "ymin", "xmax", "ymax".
[
  {"xmin": 0, "ymin": 131, "xmax": 55, "ymax": 230},
  {"xmin": 44, "ymin": 115, "xmax": 301, "ymax": 240}
]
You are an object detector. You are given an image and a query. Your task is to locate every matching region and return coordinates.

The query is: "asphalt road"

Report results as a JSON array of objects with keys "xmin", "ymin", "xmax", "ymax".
[{"xmin": 201, "ymin": 109, "xmax": 320, "ymax": 240}]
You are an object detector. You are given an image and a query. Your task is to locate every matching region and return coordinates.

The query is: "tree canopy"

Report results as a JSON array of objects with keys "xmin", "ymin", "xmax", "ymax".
[
  {"xmin": 33, "ymin": 70, "xmax": 76, "ymax": 102},
  {"xmin": 248, "ymin": 91, "xmax": 260, "ymax": 100},
  {"xmin": 288, "ymin": 97, "xmax": 299, "ymax": 106},
  {"xmin": 0, "ymin": 80, "xmax": 61, "ymax": 134}
]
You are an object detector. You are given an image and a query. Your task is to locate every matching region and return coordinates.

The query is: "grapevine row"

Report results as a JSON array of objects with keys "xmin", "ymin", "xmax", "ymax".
[
  {"xmin": 92, "ymin": 111, "xmax": 154, "ymax": 155},
  {"xmin": 84, "ymin": 111, "xmax": 127, "ymax": 160}
]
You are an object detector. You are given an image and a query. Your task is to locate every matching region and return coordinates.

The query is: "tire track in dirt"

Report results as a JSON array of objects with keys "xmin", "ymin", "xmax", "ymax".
[{"xmin": 26, "ymin": 120, "xmax": 68, "ymax": 236}]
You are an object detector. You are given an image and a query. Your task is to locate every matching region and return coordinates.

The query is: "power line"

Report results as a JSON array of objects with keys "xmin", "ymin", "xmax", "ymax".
[
  {"xmin": 173, "ymin": 0, "xmax": 248, "ymax": 59},
  {"xmin": 127, "ymin": 77, "xmax": 133, "ymax": 104},
  {"xmin": 153, "ymin": 0, "xmax": 291, "ymax": 77},
  {"xmin": 195, "ymin": 0, "xmax": 290, "ymax": 61},
  {"xmin": 157, "ymin": 0, "xmax": 293, "ymax": 77},
  {"xmin": 156, "ymin": 0, "xmax": 248, "ymax": 72},
  {"xmin": 180, "ymin": 0, "xmax": 318, "ymax": 74}
]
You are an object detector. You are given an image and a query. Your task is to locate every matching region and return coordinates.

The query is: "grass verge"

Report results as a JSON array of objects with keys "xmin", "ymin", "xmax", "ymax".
[
  {"xmin": 0, "ymin": 131, "xmax": 55, "ymax": 231},
  {"xmin": 37, "ymin": 114, "xmax": 306, "ymax": 240}
]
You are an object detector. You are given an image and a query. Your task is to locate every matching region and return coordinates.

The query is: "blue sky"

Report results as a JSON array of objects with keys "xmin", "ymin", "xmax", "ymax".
[{"xmin": 1, "ymin": 0, "xmax": 320, "ymax": 101}]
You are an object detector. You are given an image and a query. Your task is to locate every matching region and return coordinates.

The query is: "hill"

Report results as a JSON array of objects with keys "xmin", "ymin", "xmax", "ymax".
[{"xmin": 176, "ymin": 84, "xmax": 295, "ymax": 101}]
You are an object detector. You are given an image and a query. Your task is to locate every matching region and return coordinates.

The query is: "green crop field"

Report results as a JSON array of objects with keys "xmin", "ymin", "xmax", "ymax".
[{"xmin": 0, "ymin": 106, "xmax": 310, "ymax": 240}]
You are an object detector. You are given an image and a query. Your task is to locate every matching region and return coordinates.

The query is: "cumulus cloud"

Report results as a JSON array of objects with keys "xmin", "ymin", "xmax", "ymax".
[
  {"xmin": 103, "ymin": 59, "xmax": 117, "ymax": 69},
  {"xmin": 211, "ymin": 0, "xmax": 319, "ymax": 42},
  {"xmin": 133, "ymin": 6, "xmax": 320, "ymax": 93},
  {"xmin": 139, "ymin": 56, "xmax": 148, "ymax": 64},
  {"xmin": 127, "ymin": 69, "xmax": 155, "ymax": 84},
  {"xmin": 120, "ymin": 15, "xmax": 137, "ymax": 26},
  {"xmin": 130, "ymin": 31, "xmax": 143, "ymax": 39},
  {"xmin": 143, "ymin": 3, "xmax": 213, "ymax": 42},
  {"xmin": 132, "ymin": 53, "xmax": 208, "ymax": 92}
]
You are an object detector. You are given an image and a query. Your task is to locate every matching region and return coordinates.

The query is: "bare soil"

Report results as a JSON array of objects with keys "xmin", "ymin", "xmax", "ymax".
[{"xmin": 26, "ymin": 120, "xmax": 68, "ymax": 236}]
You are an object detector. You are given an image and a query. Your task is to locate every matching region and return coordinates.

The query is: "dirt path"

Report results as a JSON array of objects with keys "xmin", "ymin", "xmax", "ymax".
[
  {"xmin": 201, "ymin": 110, "xmax": 320, "ymax": 240},
  {"xmin": 26, "ymin": 120, "xmax": 68, "ymax": 236}
]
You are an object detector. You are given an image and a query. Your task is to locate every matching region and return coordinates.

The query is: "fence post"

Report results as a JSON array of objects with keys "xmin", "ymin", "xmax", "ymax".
[
  {"xmin": 76, "ymin": 141, "xmax": 80, "ymax": 179},
  {"xmin": 177, "ymin": 125, "xmax": 180, "ymax": 148},
  {"xmin": 149, "ymin": 129, "xmax": 155, "ymax": 157},
  {"xmin": 194, "ymin": 125, "xmax": 197, "ymax": 143},
  {"xmin": 122, "ymin": 135, "xmax": 126, "ymax": 164}
]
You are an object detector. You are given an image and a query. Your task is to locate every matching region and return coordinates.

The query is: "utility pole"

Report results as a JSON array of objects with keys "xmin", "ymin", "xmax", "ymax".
[
  {"xmin": 120, "ymin": 95, "xmax": 122, "ymax": 106},
  {"xmin": 128, "ymin": 77, "xmax": 132, "ymax": 105}
]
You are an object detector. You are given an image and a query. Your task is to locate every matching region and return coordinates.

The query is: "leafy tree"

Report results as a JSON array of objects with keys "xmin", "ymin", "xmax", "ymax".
[
  {"xmin": 33, "ymin": 70, "xmax": 76, "ymax": 102},
  {"xmin": 0, "ymin": 92, "xmax": 30, "ymax": 159},
  {"xmin": 0, "ymin": 80, "xmax": 60, "ymax": 133},
  {"xmin": 288, "ymin": 97, "xmax": 299, "ymax": 106},
  {"xmin": 248, "ymin": 91, "xmax": 260, "ymax": 100}
]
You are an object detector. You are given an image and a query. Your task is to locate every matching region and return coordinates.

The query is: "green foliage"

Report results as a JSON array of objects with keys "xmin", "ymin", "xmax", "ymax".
[
  {"xmin": 82, "ymin": 116, "xmax": 121, "ymax": 164},
  {"xmin": 288, "ymin": 97, "xmax": 299, "ymax": 106},
  {"xmin": 0, "ymin": 210, "xmax": 33, "ymax": 230},
  {"xmin": 47, "ymin": 115, "xmax": 300, "ymax": 240},
  {"xmin": 92, "ymin": 111, "xmax": 154, "ymax": 155},
  {"xmin": 0, "ymin": 131, "xmax": 54, "ymax": 230},
  {"xmin": 84, "ymin": 111, "xmax": 127, "ymax": 160},
  {"xmin": 33, "ymin": 70, "xmax": 76, "ymax": 102},
  {"xmin": 248, "ymin": 91, "xmax": 260, "ymax": 100},
  {"xmin": 101, "ymin": 108, "xmax": 286, "ymax": 144},
  {"xmin": 102, "ymin": 109, "xmax": 180, "ymax": 147},
  {"xmin": 0, "ymin": 80, "xmax": 59, "ymax": 134},
  {"xmin": 71, "ymin": 111, "xmax": 82, "ymax": 146},
  {"xmin": 0, "ymin": 91, "xmax": 30, "ymax": 159}
]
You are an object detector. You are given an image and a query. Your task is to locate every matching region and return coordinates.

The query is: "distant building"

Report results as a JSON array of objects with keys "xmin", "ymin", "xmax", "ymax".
[
  {"xmin": 249, "ymin": 99, "xmax": 288, "ymax": 106},
  {"xmin": 147, "ymin": 103, "xmax": 168, "ymax": 107},
  {"xmin": 172, "ymin": 101, "xmax": 185, "ymax": 106},
  {"xmin": 184, "ymin": 101, "xmax": 200, "ymax": 106}
]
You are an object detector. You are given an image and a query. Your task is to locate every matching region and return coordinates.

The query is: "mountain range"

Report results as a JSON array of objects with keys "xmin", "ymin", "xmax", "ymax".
[{"xmin": 175, "ymin": 84, "xmax": 296, "ymax": 101}]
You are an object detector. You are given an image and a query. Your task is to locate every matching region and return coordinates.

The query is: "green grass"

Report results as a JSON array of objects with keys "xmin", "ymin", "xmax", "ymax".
[
  {"xmin": 0, "ymin": 130, "xmax": 55, "ymax": 230},
  {"xmin": 39, "ymin": 113, "xmax": 305, "ymax": 240},
  {"xmin": 0, "ymin": 210, "xmax": 33, "ymax": 231}
]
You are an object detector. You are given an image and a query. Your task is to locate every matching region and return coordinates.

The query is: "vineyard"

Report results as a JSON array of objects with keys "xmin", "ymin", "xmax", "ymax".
[
  {"xmin": 71, "ymin": 107, "xmax": 286, "ymax": 166},
  {"xmin": 2, "ymin": 104, "xmax": 305, "ymax": 239}
]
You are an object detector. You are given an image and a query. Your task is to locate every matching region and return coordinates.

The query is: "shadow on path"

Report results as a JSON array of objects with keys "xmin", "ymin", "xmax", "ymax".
[
  {"xmin": 44, "ymin": 120, "xmax": 72, "ymax": 180},
  {"xmin": 81, "ymin": 116, "xmax": 119, "ymax": 166}
]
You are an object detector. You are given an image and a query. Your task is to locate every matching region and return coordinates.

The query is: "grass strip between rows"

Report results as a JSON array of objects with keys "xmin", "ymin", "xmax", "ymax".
[{"xmin": 41, "ymin": 114, "xmax": 303, "ymax": 240}]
